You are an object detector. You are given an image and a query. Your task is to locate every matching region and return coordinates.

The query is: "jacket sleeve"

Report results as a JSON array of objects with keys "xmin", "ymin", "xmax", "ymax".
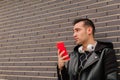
[
  {"xmin": 57, "ymin": 64, "xmax": 69, "ymax": 80},
  {"xmin": 103, "ymin": 48, "xmax": 118, "ymax": 80}
]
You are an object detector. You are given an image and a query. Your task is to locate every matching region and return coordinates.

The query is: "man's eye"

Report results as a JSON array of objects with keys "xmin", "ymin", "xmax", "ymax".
[
  {"xmin": 73, "ymin": 28, "xmax": 80, "ymax": 32},
  {"xmin": 76, "ymin": 29, "xmax": 79, "ymax": 32}
]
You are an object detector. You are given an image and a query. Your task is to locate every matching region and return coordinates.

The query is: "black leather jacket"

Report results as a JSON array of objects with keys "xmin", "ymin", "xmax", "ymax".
[{"xmin": 57, "ymin": 41, "xmax": 118, "ymax": 80}]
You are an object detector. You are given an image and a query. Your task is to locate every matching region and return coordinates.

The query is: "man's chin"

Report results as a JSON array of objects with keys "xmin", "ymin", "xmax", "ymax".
[{"xmin": 75, "ymin": 41, "xmax": 81, "ymax": 45}]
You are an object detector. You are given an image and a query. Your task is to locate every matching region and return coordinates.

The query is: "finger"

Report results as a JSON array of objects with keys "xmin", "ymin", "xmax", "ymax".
[
  {"xmin": 63, "ymin": 58, "xmax": 70, "ymax": 62},
  {"xmin": 59, "ymin": 50, "xmax": 65, "ymax": 57},
  {"xmin": 57, "ymin": 49, "xmax": 60, "ymax": 56},
  {"xmin": 58, "ymin": 49, "xmax": 62, "ymax": 57},
  {"xmin": 62, "ymin": 55, "xmax": 69, "ymax": 59}
]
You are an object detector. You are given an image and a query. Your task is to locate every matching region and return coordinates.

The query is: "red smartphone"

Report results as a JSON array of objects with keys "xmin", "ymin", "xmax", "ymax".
[{"xmin": 56, "ymin": 41, "xmax": 70, "ymax": 60}]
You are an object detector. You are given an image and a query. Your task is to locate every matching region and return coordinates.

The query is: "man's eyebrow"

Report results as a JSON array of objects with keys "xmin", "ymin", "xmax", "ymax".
[
  {"xmin": 72, "ymin": 28, "xmax": 79, "ymax": 32},
  {"xmin": 74, "ymin": 28, "xmax": 80, "ymax": 30}
]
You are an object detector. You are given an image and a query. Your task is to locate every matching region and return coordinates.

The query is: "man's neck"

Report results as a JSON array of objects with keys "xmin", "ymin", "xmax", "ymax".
[{"xmin": 82, "ymin": 39, "xmax": 96, "ymax": 51}]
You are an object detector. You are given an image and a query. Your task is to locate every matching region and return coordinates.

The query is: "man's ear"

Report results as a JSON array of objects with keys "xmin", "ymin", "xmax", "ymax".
[{"xmin": 87, "ymin": 27, "xmax": 92, "ymax": 35}]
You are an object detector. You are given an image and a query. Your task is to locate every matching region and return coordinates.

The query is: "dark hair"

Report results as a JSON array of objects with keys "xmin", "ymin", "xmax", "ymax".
[{"xmin": 73, "ymin": 18, "xmax": 95, "ymax": 35}]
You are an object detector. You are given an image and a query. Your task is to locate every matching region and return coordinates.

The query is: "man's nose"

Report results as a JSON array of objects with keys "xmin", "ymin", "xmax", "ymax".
[{"xmin": 73, "ymin": 32, "xmax": 76, "ymax": 37}]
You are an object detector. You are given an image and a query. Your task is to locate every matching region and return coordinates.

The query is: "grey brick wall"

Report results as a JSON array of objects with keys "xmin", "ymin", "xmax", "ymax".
[{"xmin": 0, "ymin": 0, "xmax": 119, "ymax": 80}]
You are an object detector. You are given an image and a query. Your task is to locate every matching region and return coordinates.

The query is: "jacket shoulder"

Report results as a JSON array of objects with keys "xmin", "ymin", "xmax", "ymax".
[
  {"xmin": 99, "ymin": 41, "xmax": 113, "ymax": 48},
  {"xmin": 95, "ymin": 41, "xmax": 114, "ymax": 51}
]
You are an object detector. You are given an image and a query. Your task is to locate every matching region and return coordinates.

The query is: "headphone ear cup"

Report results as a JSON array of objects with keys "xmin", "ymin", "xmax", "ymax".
[
  {"xmin": 78, "ymin": 44, "xmax": 95, "ymax": 53},
  {"xmin": 87, "ymin": 44, "xmax": 95, "ymax": 52},
  {"xmin": 78, "ymin": 46, "xmax": 84, "ymax": 53}
]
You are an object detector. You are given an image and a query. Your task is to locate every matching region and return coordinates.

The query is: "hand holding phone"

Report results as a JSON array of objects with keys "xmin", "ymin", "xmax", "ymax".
[{"xmin": 56, "ymin": 41, "xmax": 70, "ymax": 60}]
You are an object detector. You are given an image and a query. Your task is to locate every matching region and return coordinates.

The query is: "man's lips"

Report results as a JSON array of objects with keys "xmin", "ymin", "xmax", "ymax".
[{"xmin": 74, "ymin": 38, "xmax": 78, "ymax": 41}]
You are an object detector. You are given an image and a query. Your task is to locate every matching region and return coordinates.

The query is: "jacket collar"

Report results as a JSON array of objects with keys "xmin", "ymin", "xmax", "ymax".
[
  {"xmin": 74, "ymin": 41, "xmax": 113, "ymax": 54},
  {"xmin": 94, "ymin": 41, "xmax": 113, "ymax": 51},
  {"xmin": 82, "ymin": 52, "xmax": 99, "ymax": 70}
]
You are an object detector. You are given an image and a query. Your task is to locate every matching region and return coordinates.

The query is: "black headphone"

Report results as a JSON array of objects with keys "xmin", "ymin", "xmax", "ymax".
[{"xmin": 78, "ymin": 44, "xmax": 95, "ymax": 53}]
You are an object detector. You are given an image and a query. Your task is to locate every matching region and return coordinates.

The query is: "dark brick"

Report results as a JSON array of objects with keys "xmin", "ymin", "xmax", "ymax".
[
  {"xmin": 17, "ymin": 77, "xmax": 32, "ymax": 80},
  {"xmin": 97, "ymin": 5, "xmax": 118, "ymax": 12},
  {"xmin": 108, "ymin": 0, "xmax": 120, "ymax": 5},
  {"xmin": 87, "ymin": 12, "xmax": 106, "ymax": 18},
  {"xmin": 25, "ymin": 71, "xmax": 39, "ymax": 76},
  {"xmin": 97, "ymin": 15, "xmax": 118, "ymax": 22},
  {"xmin": 96, "ymin": 25, "xmax": 118, "ymax": 32},
  {"xmin": 78, "ymin": 9, "xmax": 96, "ymax": 16},
  {"xmin": 95, "ymin": 22, "xmax": 106, "ymax": 27},
  {"xmin": 5, "ymin": 76, "xmax": 18, "ymax": 80},
  {"xmin": 107, "ymin": 19, "xmax": 120, "ymax": 26},
  {"xmin": 60, "ymin": 12, "xmax": 78, "ymax": 18},
  {"xmin": 77, "ymin": 0, "xmax": 97, "ymax": 7},
  {"xmin": 14, "ymin": 63, "xmax": 26, "ymax": 66}
]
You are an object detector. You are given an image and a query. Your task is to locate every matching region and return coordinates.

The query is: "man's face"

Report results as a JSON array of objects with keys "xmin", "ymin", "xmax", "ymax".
[{"xmin": 73, "ymin": 22, "xmax": 89, "ymax": 45}]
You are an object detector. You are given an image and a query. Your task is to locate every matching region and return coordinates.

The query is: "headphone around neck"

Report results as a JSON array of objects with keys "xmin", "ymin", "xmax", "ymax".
[{"xmin": 78, "ymin": 44, "xmax": 95, "ymax": 53}]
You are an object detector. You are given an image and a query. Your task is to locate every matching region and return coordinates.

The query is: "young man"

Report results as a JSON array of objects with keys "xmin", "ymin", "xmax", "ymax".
[{"xmin": 57, "ymin": 18, "xmax": 118, "ymax": 80}]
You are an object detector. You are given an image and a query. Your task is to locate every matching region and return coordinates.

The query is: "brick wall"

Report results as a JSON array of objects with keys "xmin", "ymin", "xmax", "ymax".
[{"xmin": 0, "ymin": 0, "xmax": 119, "ymax": 80}]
